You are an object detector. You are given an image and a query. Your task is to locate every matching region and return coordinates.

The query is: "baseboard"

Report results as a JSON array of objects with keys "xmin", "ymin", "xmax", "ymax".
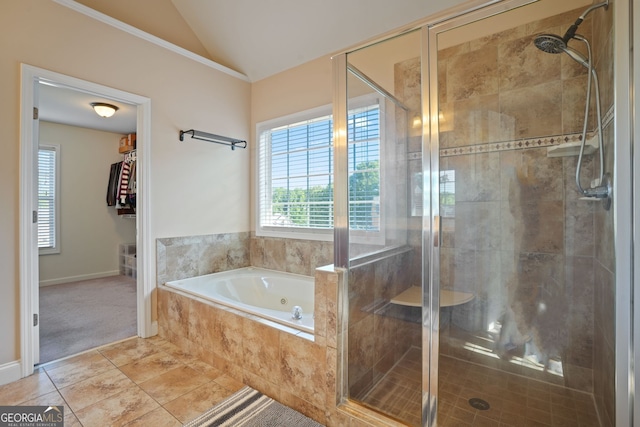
[
  {"xmin": 39, "ymin": 270, "xmax": 121, "ymax": 287},
  {"xmin": 0, "ymin": 360, "xmax": 22, "ymax": 386}
]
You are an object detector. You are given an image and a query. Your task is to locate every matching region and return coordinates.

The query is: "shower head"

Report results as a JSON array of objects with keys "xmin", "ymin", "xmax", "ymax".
[
  {"xmin": 533, "ymin": 34, "xmax": 566, "ymax": 54},
  {"xmin": 533, "ymin": 33, "xmax": 590, "ymax": 68}
]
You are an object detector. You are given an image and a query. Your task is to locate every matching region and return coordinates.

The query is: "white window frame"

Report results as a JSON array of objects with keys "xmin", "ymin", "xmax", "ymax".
[
  {"xmin": 38, "ymin": 144, "xmax": 60, "ymax": 255},
  {"xmin": 256, "ymin": 94, "xmax": 384, "ymax": 242}
]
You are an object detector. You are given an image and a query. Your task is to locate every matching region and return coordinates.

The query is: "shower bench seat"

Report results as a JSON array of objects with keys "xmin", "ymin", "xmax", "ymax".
[{"xmin": 390, "ymin": 286, "xmax": 474, "ymax": 307}]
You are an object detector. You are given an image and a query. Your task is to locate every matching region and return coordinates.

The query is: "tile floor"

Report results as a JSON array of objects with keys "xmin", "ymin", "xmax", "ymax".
[
  {"xmin": 0, "ymin": 336, "xmax": 244, "ymax": 427},
  {"xmin": 358, "ymin": 347, "xmax": 602, "ymax": 427},
  {"xmin": 1, "ymin": 338, "xmax": 603, "ymax": 427}
]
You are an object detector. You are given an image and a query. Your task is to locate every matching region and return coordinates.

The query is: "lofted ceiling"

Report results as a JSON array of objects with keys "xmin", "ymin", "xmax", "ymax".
[
  {"xmin": 43, "ymin": 0, "xmax": 464, "ymax": 134},
  {"xmin": 74, "ymin": 0, "xmax": 467, "ymax": 82}
]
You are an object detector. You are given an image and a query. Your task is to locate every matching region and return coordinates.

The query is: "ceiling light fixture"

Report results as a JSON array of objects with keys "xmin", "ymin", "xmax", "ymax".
[{"xmin": 90, "ymin": 102, "xmax": 119, "ymax": 118}]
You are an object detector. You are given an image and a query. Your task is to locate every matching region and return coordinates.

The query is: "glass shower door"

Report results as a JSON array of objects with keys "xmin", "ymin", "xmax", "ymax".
[{"xmin": 429, "ymin": 1, "xmax": 614, "ymax": 425}]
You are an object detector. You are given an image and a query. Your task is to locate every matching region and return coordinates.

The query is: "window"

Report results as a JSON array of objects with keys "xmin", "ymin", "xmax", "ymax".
[
  {"xmin": 257, "ymin": 96, "xmax": 382, "ymax": 240},
  {"xmin": 440, "ymin": 170, "xmax": 455, "ymax": 217},
  {"xmin": 38, "ymin": 144, "xmax": 60, "ymax": 254}
]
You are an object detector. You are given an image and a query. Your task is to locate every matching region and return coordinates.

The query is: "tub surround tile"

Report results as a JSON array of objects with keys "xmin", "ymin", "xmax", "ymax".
[
  {"xmin": 285, "ymin": 239, "xmax": 312, "ymax": 275},
  {"xmin": 314, "ymin": 272, "xmax": 329, "ymax": 340},
  {"xmin": 165, "ymin": 289, "xmax": 191, "ymax": 340},
  {"xmin": 156, "ymin": 232, "xmax": 251, "ymax": 285},
  {"xmin": 242, "ymin": 318, "xmax": 282, "ymax": 384},
  {"xmin": 212, "ymin": 310, "xmax": 244, "ymax": 363},
  {"xmin": 263, "ymin": 238, "xmax": 287, "ymax": 271},
  {"xmin": 187, "ymin": 297, "xmax": 216, "ymax": 347},
  {"xmin": 279, "ymin": 333, "xmax": 328, "ymax": 408},
  {"xmin": 325, "ymin": 272, "xmax": 339, "ymax": 349},
  {"xmin": 250, "ymin": 236, "xmax": 333, "ymax": 277},
  {"xmin": 157, "ymin": 266, "xmax": 386, "ymax": 426}
]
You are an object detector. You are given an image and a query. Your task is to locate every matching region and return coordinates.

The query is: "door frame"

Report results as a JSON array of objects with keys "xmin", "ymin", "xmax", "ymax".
[{"xmin": 19, "ymin": 64, "xmax": 154, "ymax": 376}]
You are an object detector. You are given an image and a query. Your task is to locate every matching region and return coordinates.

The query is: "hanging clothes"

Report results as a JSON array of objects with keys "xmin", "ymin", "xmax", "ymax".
[
  {"xmin": 118, "ymin": 160, "xmax": 131, "ymax": 205},
  {"xmin": 106, "ymin": 161, "xmax": 122, "ymax": 206},
  {"xmin": 127, "ymin": 159, "xmax": 137, "ymax": 208},
  {"xmin": 107, "ymin": 149, "xmax": 137, "ymax": 214}
]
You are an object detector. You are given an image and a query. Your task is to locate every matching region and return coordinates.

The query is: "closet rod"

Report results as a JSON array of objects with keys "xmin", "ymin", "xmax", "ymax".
[{"xmin": 179, "ymin": 129, "xmax": 247, "ymax": 150}]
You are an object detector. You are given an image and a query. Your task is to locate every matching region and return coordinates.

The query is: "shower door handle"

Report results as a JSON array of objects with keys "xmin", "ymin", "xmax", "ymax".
[{"xmin": 433, "ymin": 215, "xmax": 442, "ymax": 247}]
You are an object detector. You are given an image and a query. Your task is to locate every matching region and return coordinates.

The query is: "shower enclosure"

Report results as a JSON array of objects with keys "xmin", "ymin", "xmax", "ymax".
[{"xmin": 333, "ymin": 0, "xmax": 622, "ymax": 426}]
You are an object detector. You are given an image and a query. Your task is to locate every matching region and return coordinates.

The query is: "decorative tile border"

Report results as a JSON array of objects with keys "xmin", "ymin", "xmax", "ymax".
[{"xmin": 439, "ymin": 133, "xmax": 586, "ymax": 157}]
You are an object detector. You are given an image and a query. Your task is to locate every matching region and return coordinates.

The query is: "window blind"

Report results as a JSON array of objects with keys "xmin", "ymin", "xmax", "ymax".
[
  {"xmin": 348, "ymin": 104, "xmax": 380, "ymax": 231},
  {"xmin": 260, "ymin": 114, "xmax": 334, "ymax": 230},
  {"xmin": 258, "ymin": 100, "xmax": 381, "ymax": 237},
  {"xmin": 38, "ymin": 146, "xmax": 57, "ymax": 249}
]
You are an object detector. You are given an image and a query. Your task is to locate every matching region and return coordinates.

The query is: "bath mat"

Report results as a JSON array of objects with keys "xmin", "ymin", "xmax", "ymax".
[{"xmin": 183, "ymin": 386, "xmax": 324, "ymax": 427}]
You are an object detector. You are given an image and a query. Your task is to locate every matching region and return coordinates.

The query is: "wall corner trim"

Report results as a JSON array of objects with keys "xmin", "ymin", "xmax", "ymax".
[
  {"xmin": 51, "ymin": 0, "xmax": 250, "ymax": 83},
  {"xmin": 0, "ymin": 361, "xmax": 22, "ymax": 387}
]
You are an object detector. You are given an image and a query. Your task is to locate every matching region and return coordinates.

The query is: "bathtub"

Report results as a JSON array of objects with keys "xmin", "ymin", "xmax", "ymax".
[{"xmin": 164, "ymin": 267, "xmax": 314, "ymax": 333}]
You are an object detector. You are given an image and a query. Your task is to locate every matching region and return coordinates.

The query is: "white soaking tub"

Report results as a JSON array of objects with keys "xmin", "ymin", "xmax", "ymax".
[{"xmin": 165, "ymin": 267, "xmax": 314, "ymax": 333}]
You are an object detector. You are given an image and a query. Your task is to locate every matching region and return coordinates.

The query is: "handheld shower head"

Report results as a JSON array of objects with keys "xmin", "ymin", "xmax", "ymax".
[
  {"xmin": 533, "ymin": 34, "xmax": 590, "ymax": 68},
  {"xmin": 561, "ymin": 46, "xmax": 590, "ymax": 68},
  {"xmin": 533, "ymin": 34, "xmax": 566, "ymax": 54}
]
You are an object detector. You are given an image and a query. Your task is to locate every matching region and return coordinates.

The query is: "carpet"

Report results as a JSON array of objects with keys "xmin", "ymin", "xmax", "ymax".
[
  {"xmin": 184, "ymin": 386, "xmax": 324, "ymax": 427},
  {"xmin": 39, "ymin": 275, "xmax": 137, "ymax": 364}
]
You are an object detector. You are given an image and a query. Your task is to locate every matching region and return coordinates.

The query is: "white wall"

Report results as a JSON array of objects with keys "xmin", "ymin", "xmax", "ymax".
[
  {"xmin": 38, "ymin": 122, "xmax": 136, "ymax": 285},
  {"xmin": 0, "ymin": 1, "xmax": 250, "ymax": 366}
]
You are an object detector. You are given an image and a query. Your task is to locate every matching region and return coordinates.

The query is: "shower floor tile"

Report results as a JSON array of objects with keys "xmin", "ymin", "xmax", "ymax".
[{"xmin": 356, "ymin": 348, "xmax": 601, "ymax": 427}]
